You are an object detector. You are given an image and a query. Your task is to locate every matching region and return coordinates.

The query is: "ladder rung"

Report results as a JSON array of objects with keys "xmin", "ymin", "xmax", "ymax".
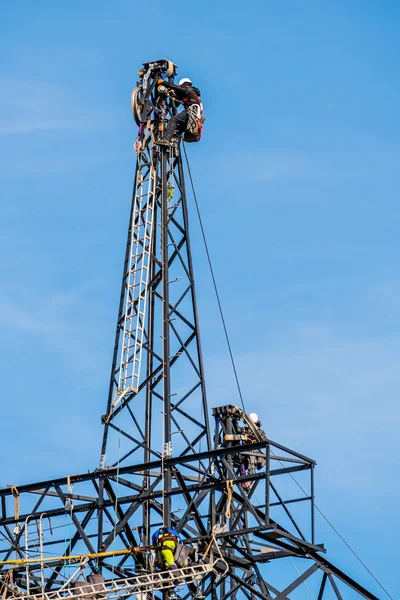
[{"xmin": 14, "ymin": 564, "xmax": 213, "ymax": 600}]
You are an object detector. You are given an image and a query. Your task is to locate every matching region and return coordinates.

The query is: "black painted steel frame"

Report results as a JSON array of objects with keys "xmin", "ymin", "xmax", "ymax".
[
  {"xmin": 0, "ymin": 439, "xmax": 379, "ymax": 598},
  {"xmin": 0, "ymin": 60, "xmax": 380, "ymax": 599}
]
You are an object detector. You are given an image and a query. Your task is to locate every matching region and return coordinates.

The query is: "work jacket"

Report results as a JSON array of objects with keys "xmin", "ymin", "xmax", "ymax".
[{"xmin": 164, "ymin": 83, "xmax": 201, "ymax": 108}]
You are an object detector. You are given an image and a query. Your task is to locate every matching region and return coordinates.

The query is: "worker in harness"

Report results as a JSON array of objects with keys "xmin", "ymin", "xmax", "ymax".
[
  {"xmin": 156, "ymin": 78, "xmax": 204, "ymax": 146},
  {"xmin": 152, "ymin": 527, "xmax": 182, "ymax": 573},
  {"xmin": 239, "ymin": 413, "xmax": 267, "ymax": 492},
  {"xmin": 151, "ymin": 527, "xmax": 205, "ymax": 599}
]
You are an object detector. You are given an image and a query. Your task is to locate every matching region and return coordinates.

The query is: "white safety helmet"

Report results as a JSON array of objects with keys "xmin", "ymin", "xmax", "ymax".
[
  {"xmin": 178, "ymin": 77, "xmax": 192, "ymax": 86},
  {"xmin": 248, "ymin": 413, "xmax": 259, "ymax": 424}
]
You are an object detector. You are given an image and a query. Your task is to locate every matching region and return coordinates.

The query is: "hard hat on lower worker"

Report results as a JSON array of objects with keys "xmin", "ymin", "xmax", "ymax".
[
  {"xmin": 248, "ymin": 413, "xmax": 259, "ymax": 424},
  {"xmin": 178, "ymin": 77, "xmax": 192, "ymax": 86}
]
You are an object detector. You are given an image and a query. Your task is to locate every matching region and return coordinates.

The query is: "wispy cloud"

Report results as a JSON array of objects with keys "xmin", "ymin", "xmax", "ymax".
[
  {"xmin": 0, "ymin": 282, "xmax": 111, "ymax": 380},
  {"xmin": 0, "ymin": 150, "xmax": 128, "ymax": 176},
  {"xmin": 0, "ymin": 120, "xmax": 102, "ymax": 136},
  {"xmin": 0, "ymin": 78, "xmax": 109, "ymax": 136},
  {"xmin": 207, "ymin": 145, "xmax": 400, "ymax": 185},
  {"xmin": 233, "ymin": 150, "xmax": 396, "ymax": 182},
  {"xmin": 0, "ymin": 279, "xmax": 112, "ymax": 479},
  {"xmin": 247, "ymin": 153, "xmax": 314, "ymax": 181},
  {"xmin": 208, "ymin": 151, "xmax": 314, "ymax": 183}
]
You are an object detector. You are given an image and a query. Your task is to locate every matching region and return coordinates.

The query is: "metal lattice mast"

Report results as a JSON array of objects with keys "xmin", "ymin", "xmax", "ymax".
[
  {"xmin": 93, "ymin": 59, "xmax": 211, "ymax": 560},
  {"xmin": 100, "ymin": 59, "xmax": 211, "ymax": 538},
  {"xmin": 0, "ymin": 59, "xmax": 385, "ymax": 600}
]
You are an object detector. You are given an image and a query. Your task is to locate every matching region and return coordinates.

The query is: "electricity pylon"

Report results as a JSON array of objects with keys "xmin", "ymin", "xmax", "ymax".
[{"xmin": 0, "ymin": 59, "xmax": 382, "ymax": 600}]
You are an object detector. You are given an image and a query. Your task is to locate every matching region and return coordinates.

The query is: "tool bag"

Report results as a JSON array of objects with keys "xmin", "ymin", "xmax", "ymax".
[
  {"xmin": 87, "ymin": 573, "xmax": 106, "ymax": 599},
  {"xmin": 184, "ymin": 104, "xmax": 205, "ymax": 143},
  {"xmin": 71, "ymin": 580, "xmax": 91, "ymax": 594},
  {"xmin": 174, "ymin": 541, "xmax": 191, "ymax": 567}
]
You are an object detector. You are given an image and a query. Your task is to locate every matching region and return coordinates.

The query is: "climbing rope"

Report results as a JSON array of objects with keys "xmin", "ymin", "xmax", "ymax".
[
  {"xmin": 111, "ymin": 408, "xmax": 123, "ymax": 580},
  {"xmin": 202, "ymin": 527, "xmax": 228, "ymax": 579},
  {"xmin": 1, "ymin": 567, "xmax": 13, "ymax": 600},
  {"xmin": 10, "ymin": 487, "xmax": 19, "ymax": 521},
  {"xmin": 161, "ymin": 409, "xmax": 166, "ymax": 526},
  {"xmin": 289, "ymin": 557, "xmax": 315, "ymax": 600},
  {"xmin": 167, "ymin": 146, "xmax": 175, "ymax": 202},
  {"xmin": 67, "ymin": 477, "xmax": 74, "ymax": 585},
  {"xmin": 224, "ymin": 480, "xmax": 234, "ymax": 520}
]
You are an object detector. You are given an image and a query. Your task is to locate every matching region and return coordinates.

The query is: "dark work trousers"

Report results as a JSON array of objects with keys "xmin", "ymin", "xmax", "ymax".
[{"xmin": 164, "ymin": 110, "xmax": 188, "ymax": 141}]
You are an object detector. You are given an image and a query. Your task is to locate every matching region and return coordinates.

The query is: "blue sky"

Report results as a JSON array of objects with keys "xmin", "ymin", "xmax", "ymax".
[{"xmin": 1, "ymin": 0, "xmax": 399, "ymax": 596}]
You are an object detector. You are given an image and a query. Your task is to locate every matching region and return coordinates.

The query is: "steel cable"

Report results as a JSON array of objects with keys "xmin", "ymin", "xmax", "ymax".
[{"xmin": 183, "ymin": 144, "xmax": 246, "ymax": 412}]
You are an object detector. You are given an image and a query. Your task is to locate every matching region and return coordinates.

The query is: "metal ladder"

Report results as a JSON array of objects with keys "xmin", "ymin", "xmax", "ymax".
[
  {"xmin": 113, "ymin": 160, "xmax": 156, "ymax": 408},
  {"xmin": 10, "ymin": 564, "xmax": 213, "ymax": 600}
]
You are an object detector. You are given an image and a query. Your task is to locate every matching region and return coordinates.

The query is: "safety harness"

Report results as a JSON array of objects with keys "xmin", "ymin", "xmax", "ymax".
[
  {"xmin": 156, "ymin": 531, "xmax": 178, "ymax": 550},
  {"xmin": 183, "ymin": 87, "xmax": 205, "ymax": 143},
  {"xmin": 155, "ymin": 530, "xmax": 191, "ymax": 568}
]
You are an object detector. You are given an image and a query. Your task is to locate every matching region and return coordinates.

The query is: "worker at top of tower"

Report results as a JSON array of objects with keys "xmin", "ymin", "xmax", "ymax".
[{"xmin": 156, "ymin": 77, "xmax": 204, "ymax": 146}]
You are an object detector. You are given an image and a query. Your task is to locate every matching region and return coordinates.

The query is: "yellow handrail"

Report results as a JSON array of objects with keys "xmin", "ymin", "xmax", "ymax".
[{"xmin": 0, "ymin": 547, "xmax": 143, "ymax": 567}]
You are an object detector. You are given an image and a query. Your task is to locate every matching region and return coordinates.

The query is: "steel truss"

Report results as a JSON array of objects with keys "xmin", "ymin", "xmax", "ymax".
[{"xmin": 0, "ymin": 59, "xmax": 381, "ymax": 600}]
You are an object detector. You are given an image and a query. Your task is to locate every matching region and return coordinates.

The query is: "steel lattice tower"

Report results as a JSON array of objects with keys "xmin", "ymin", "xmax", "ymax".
[
  {"xmin": 0, "ymin": 59, "xmax": 383, "ymax": 600},
  {"xmin": 100, "ymin": 61, "xmax": 211, "ymax": 536}
]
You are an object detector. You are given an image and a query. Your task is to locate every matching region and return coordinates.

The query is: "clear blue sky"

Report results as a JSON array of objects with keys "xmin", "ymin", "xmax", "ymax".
[{"xmin": 1, "ymin": 1, "xmax": 399, "ymax": 596}]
